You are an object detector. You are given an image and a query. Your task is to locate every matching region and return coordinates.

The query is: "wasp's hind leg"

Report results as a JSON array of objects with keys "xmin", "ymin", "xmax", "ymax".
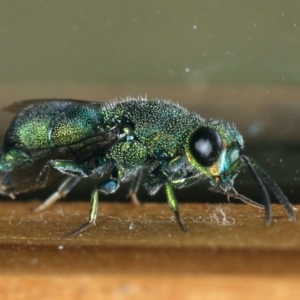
[
  {"xmin": 63, "ymin": 167, "xmax": 121, "ymax": 238},
  {"xmin": 127, "ymin": 169, "xmax": 143, "ymax": 206},
  {"xmin": 33, "ymin": 177, "xmax": 81, "ymax": 212},
  {"xmin": 33, "ymin": 160, "xmax": 90, "ymax": 212},
  {"xmin": 37, "ymin": 160, "xmax": 90, "ymax": 186}
]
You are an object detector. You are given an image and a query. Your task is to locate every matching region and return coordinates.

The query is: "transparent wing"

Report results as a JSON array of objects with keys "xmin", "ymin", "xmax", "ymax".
[{"xmin": 3, "ymin": 98, "xmax": 105, "ymax": 113}]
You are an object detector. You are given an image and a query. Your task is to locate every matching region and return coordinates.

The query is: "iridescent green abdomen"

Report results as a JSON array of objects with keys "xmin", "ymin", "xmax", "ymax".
[{"xmin": 4, "ymin": 102, "xmax": 104, "ymax": 151}]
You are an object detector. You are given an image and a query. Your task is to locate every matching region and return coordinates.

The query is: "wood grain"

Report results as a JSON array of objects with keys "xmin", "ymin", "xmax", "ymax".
[{"xmin": 0, "ymin": 201, "xmax": 299, "ymax": 299}]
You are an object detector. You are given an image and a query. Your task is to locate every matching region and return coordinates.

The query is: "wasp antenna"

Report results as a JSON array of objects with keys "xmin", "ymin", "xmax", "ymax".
[
  {"xmin": 240, "ymin": 156, "xmax": 272, "ymax": 225},
  {"xmin": 248, "ymin": 158, "xmax": 296, "ymax": 222}
]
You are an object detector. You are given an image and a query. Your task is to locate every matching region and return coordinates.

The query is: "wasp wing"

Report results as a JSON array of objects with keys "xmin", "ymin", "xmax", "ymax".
[{"xmin": 3, "ymin": 98, "xmax": 104, "ymax": 113}]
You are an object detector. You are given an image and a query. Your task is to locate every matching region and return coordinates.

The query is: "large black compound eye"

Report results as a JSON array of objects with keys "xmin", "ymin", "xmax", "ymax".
[{"xmin": 189, "ymin": 127, "xmax": 222, "ymax": 167}]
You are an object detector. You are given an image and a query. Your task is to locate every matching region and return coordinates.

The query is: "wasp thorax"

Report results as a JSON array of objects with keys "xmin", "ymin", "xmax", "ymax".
[{"xmin": 189, "ymin": 127, "xmax": 222, "ymax": 167}]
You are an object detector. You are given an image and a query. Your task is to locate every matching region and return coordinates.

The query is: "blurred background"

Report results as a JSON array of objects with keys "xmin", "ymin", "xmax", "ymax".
[{"xmin": 0, "ymin": 0, "xmax": 299, "ymax": 203}]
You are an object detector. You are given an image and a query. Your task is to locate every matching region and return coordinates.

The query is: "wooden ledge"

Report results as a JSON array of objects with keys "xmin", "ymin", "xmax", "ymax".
[{"xmin": 0, "ymin": 201, "xmax": 299, "ymax": 299}]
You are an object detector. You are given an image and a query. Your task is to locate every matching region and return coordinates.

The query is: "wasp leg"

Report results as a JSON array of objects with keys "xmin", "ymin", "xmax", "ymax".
[
  {"xmin": 33, "ymin": 177, "xmax": 81, "ymax": 212},
  {"xmin": 167, "ymin": 172, "xmax": 205, "ymax": 232},
  {"xmin": 126, "ymin": 169, "xmax": 143, "ymax": 206},
  {"xmin": 165, "ymin": 182, "xmax": 188, "ymax": 232},
  {"xmin": 170, "ymin": 173, "xmax": 203, "ymax": 189},
  {"xmin": 37, "ymin": 160, "xmax": 89, "ymax": 185},
  {"xmin": 63, "ymin": 177, "xmax": 120, "ymax": 238},
  {"xmin": 144, "ymin": 163, "xmax": 188, "ymax": 232}
]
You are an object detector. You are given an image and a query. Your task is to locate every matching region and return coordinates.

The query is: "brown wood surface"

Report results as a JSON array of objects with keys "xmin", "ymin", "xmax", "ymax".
[{"xmin": 0, "ymin": 201, "xmax": 299, "ymax": 299}]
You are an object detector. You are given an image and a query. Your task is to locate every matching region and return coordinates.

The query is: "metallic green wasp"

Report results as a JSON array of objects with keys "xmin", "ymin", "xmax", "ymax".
[{"xmin": 0, "ymin": 98, "xmax": 296, "ymax": 236}]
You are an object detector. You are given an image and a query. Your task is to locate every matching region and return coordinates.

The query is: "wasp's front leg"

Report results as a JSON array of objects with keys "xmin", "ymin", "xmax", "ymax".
[
  {"xmin": 144, "ymin": 162, "xmax": 188, "ymax": 232},
  {"xmin": 170, "ymin": 172, "xmax": 203, "ymax": 189},
  {"xmin": 164, "ymin": 182, "xmax": 188, "ymax": 232}
]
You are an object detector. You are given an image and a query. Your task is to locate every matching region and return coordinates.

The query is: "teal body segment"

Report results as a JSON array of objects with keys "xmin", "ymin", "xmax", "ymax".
[{"xmin": 0, "ymin": 98, "xmax": 295, "ymax": 236}]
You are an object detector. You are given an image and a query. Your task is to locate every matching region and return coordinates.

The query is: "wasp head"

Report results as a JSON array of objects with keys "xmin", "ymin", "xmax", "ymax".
[
  {"xmin": 185, "ymin": 120, "xmax": 244, "ymax": 194},
  {"xmin": 184, "ymin": 121, "xmax": 295, "ymax": 224}
]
